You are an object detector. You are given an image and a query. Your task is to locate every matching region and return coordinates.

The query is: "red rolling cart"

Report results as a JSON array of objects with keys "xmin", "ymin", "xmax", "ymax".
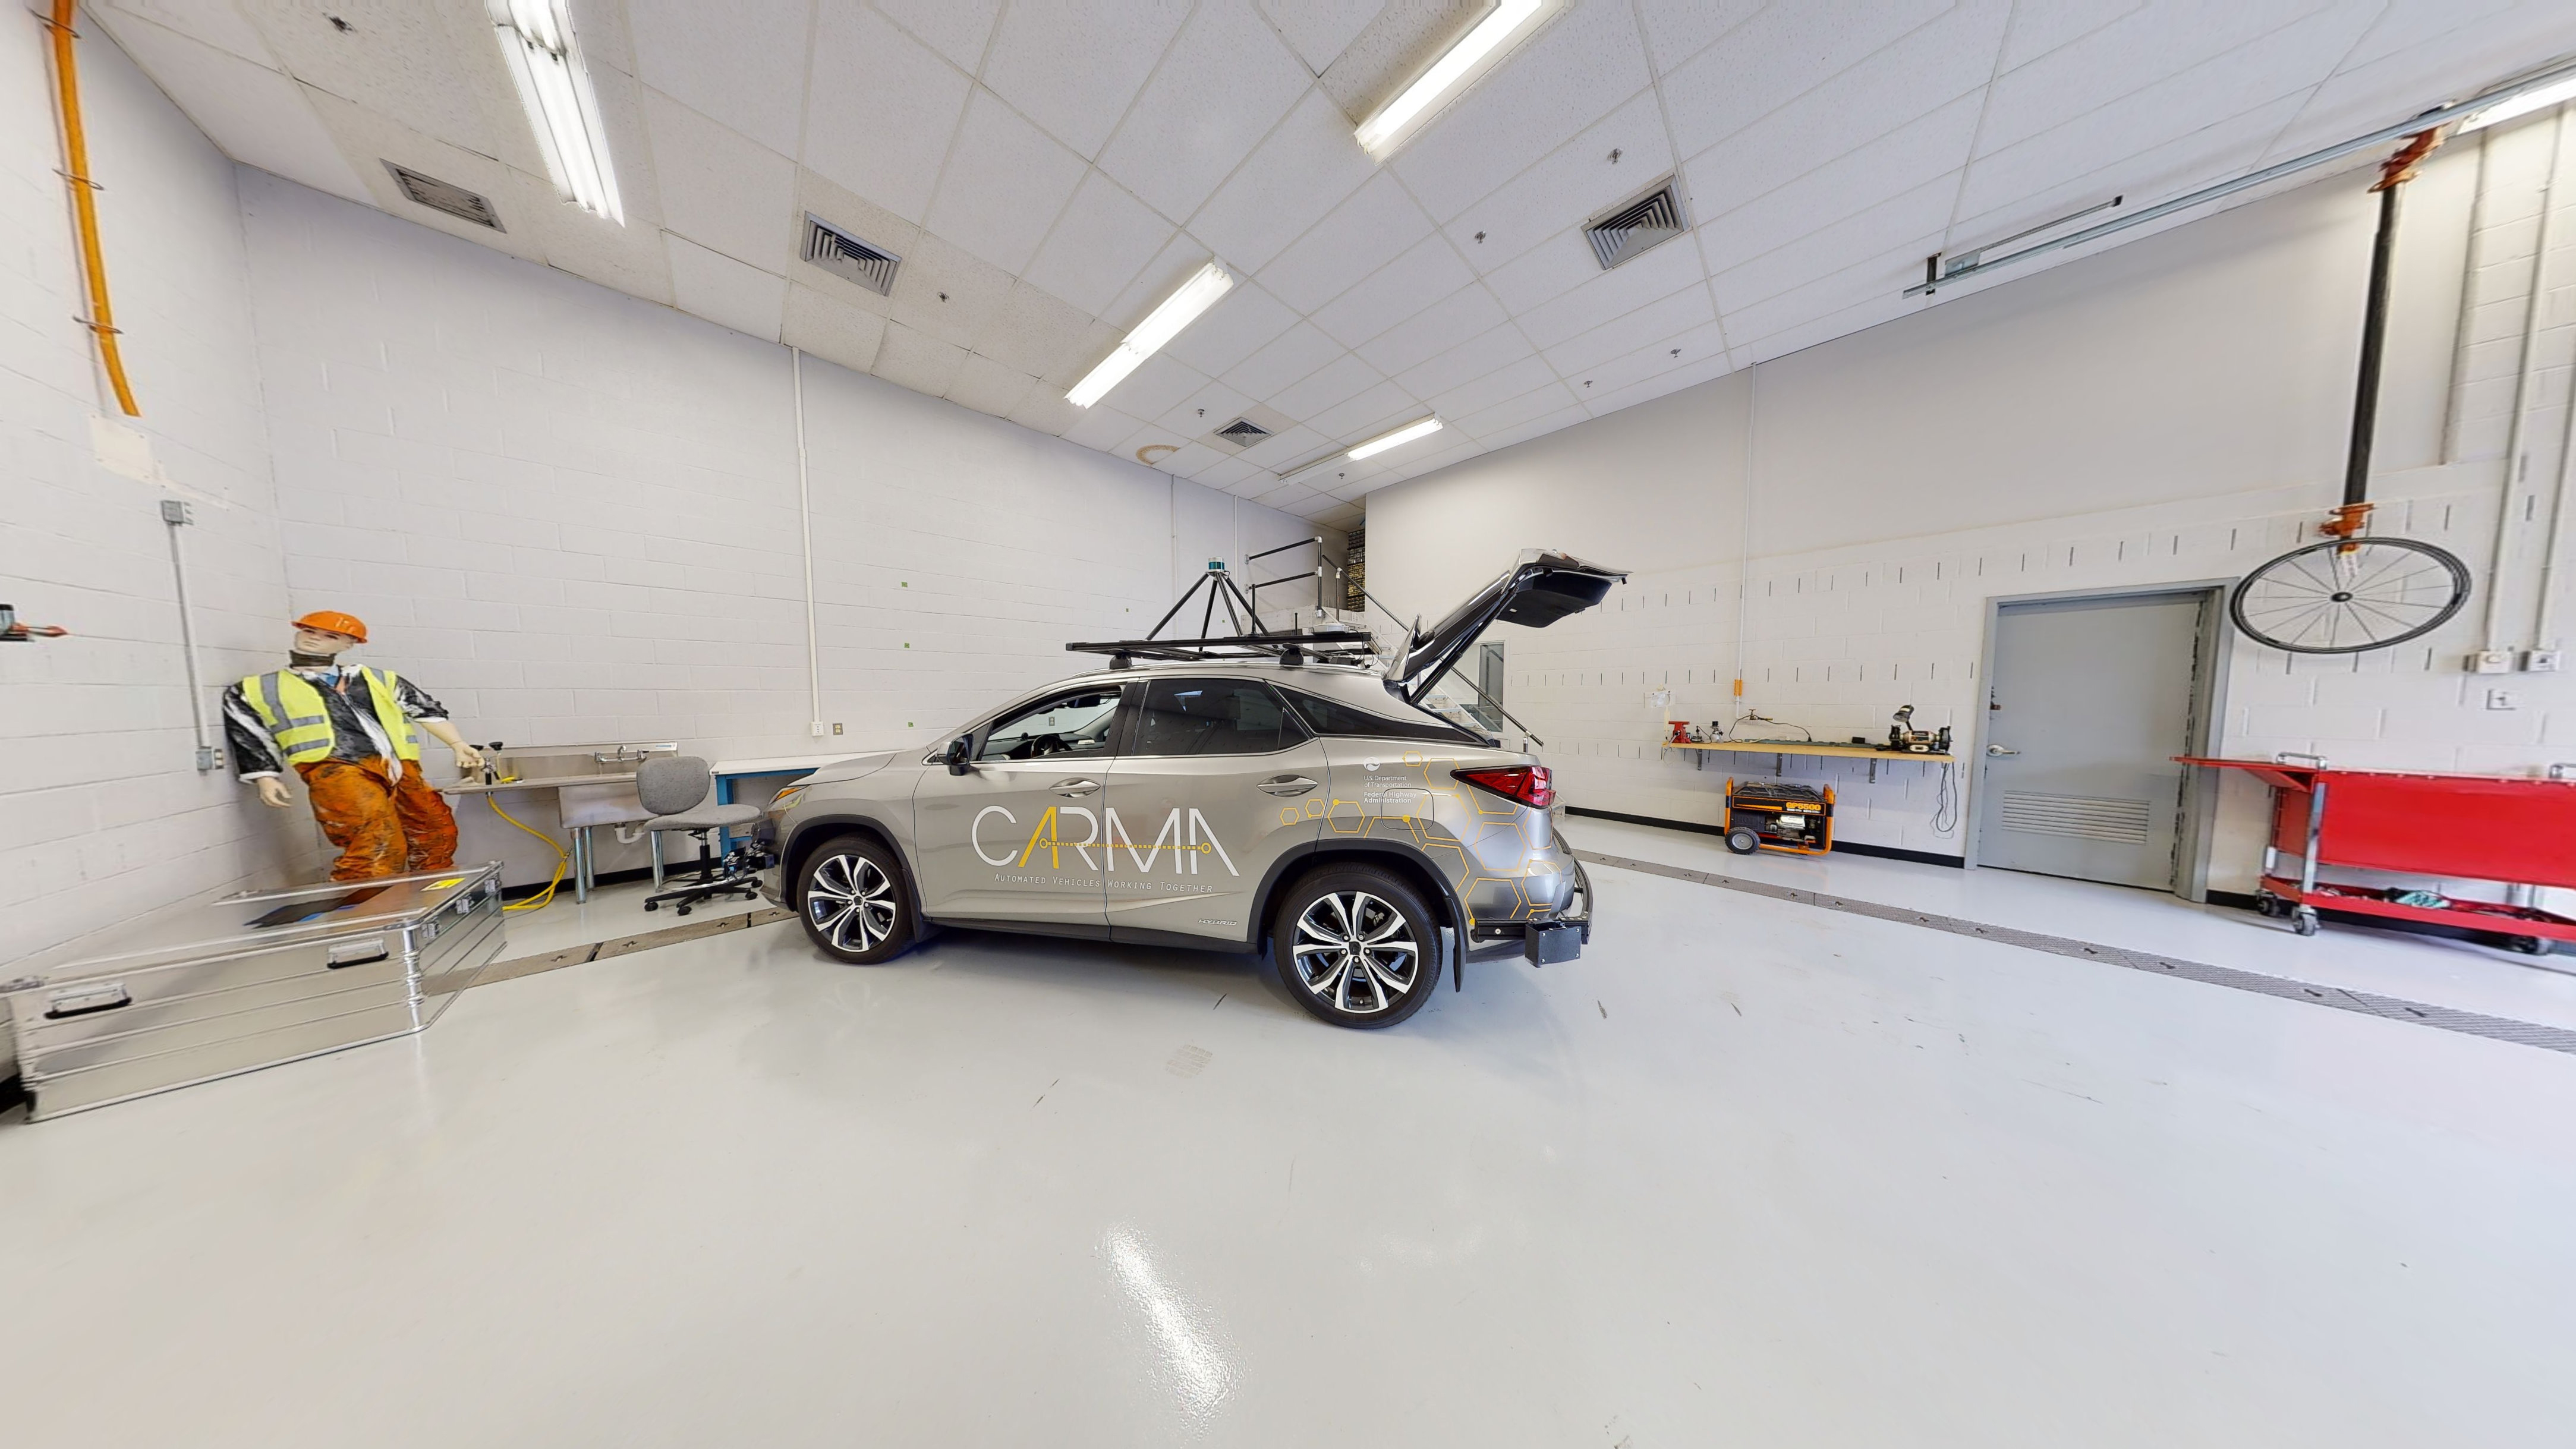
[{"xmin": 2177, "ymin": 756, "xmax": 2576, "ymax": 952}]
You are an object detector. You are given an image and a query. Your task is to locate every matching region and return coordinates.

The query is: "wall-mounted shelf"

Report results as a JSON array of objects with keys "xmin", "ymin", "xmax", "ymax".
[{"xmin": 1658, "ymin": 740, "xmax": 1955, "ymax": 772}]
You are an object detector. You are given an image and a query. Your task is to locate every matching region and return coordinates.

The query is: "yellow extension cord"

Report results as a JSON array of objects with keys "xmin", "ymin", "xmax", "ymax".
[{"xmin": 485, "ymin": 794, "xmax": 568, "ymax": 912}]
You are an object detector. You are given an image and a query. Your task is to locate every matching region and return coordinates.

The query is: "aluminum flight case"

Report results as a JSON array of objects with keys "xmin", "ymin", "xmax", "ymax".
[{"xmin": 1, "ymin": 864, "xmax": 506, "ymax": 1121}]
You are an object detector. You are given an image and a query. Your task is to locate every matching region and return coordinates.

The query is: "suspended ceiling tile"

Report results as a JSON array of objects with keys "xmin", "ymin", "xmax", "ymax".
[
  {"xmin": 103, "ymin": 0, "xmax": 279, "ymax": 64},
  {"xmin": 1021, "ymin": 171, "xmax": 1175, "ymax": 317},
  {"xmin": 1976, "ymin": 1, "xmax": 2346, "ymax": 158},
  {"xmin": 643, "ymin": 90, "xmax": 798, "ymax": 271},
  {"xmin": 980, "ymin": 0, "xmax": 1191, "ymax": 158},
  {"xmin": 1583, "ymin": 344, "xmax": 1734, "ymax": 417},
  {"xmin": 1706, "ymin": 174, "xmax": 1955, "ymax": 315},
  {"xmin": 1658, "ymin": 0, "xmax": 1953, "ymax": 159},
  {"xmin": 871, "ymin": 320, "xmax": 969, "ymax": 395},
  {"xmin": 238, "ymin": 0, "xmax": 517, "ymax": 162},
  {"xmin": 871, "ymin": 0, "xmax": 1002, "ymax": 74},
  {"xmin": 1005, "ymin": 385, "xmax": 1085, "ymax": 438},
  {"xmin": 801, "ymin": 1, "xmax": 972, "ymax": 225},
  {"xmin": 1221, "ymin": 320, "xmax": 1344, "ymax": 399},
  {"xmin": 1995, "ymin": 0, "xmax": 2146, "ymax": 73},
  {"xmin": 625, "ymin": 0, "xmax": 812, "ymax": 156},
  {"xmin": 1564, "ymin": 313, "xmax": 1727, "ymax": 399},
  {"xmin": 91, "ymin": 11, "xmax": 370, "ymax": 203},
  {"xmin": 1099, "ymin": 351, "xmax": 1212, "ymax": 421},
  {"xmin": 1688, "ymin": 97, "xmax": 1979, "ymax": 270},
  {"xmin": 1516, "ymin": 234, "xmax": 1703, "ymax": 349},
  {"xmin": 1441, "ymin": 90, "xmax": 1669, "ymax": 272},
  {"xmin": 1256, "ymin": 172, "xmax": 1437, "ymax": 313},
  {"xmin": 300, "ymin": 84, "xmax": 548, "ymax": 262},
  {"xmin": 1160, "ymin": 281, "xmax": 1300, "ymax": 380},
  {"xmin": 1154, "ymin": 376, "xmax": 1257, "ymax": 440},
  {"xmin": 1427, "ymin": 352, "xmax": 1563, "ymax": 423},
  {"xmin": 923, "ymin": 92, "xmax": 1089, "ymax": 274},
  {"xmin": 1194, "ymin": 455, "xmax": 1264, "ymax": 491},
  {"xmin": 1480, "ymin": 225, "xmax": 1601, "ymax": 314},
  {"xmin": 1256, "ymin": 0, "xmax": 1378, "ymax": 75},
  {"xmin": 666, "ymin": 234, "xmax": 787, "ymax": 342},
  {"xmin": 1395, "ymin": 319, "xmax": 1540, "ymax": 401},
  {"xmin": 1386, "ymin": 0, "xmax": 1652, "ymax": 222},
  {"xmin": 1062, "ymin": 401, "xmax": 1148, "ymax": 452},
  {"xmin": 1633, "ymin": 0, "xmax": 1767, "ymax": 74},
  {"xmin": 947, "ymin": 354, "xmax": 1040, "ymax": 418},
  {"xmin": 1463, "ymin": 398, "xmax": 1590, "ymax": 452},
  {"xmin": 1183, "ymin": 90, "xmax": 1376, "ymax": 276},
  {"xmin": 1233, "ymin": 422, "xmax": 1328, "ymax": 472},
  {"xmin": 1355, "ymin": 282, "xmax": 1511, "ymax": 377},
  {"xmin": 783, "ymin": 281, "xmax": 889, "ymax": 375},
  {"xmin": 1303, "ymin": 379, "xmax": 1422, "ymax": 445},
  {"xmin": 1097, "ymin": 0, "xmax": 1312, "ymax": 223},
  {"xmin": 975, "ymin": 282, "xmax": 1098, "ymax": 385},
  {"xmin": 1308, "ymin": 235, "xmax": 1478, "ymax": 349},
  {"xmin": 1950, "ymin": 92, "xmax": 2302, "ymax": 228},
  {"xmin": 1268, "ymin": 350, "xmax": 1381, "ymax": 421},
  {"xmin": 1454, "ymin": 377, "xmax": 1583, "ymax": 439},
  {"xmin": 1249, "ymin": 478, "xmax": 1324, "ymax": 514},
  {"xmin": 884, "ymin": 231, "xmax": 1015, "ymax": 351}
]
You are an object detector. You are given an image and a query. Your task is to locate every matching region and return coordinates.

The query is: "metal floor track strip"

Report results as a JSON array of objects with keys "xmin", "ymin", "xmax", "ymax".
[
  {"xmin": 1574, "ymin": 850, "xmax": 2576, "ymax": 1057},
  {"xmin": 423, "ymin": 906, "xmax": 794, "ymax": 997}
]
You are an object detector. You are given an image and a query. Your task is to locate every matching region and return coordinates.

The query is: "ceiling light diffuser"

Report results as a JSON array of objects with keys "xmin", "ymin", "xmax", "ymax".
[
  {"xmin": 1355, "ymin": 0, "xmax": 1555, "ymax": 158},
  {"xmin": 1067, "ymin": 262, "xmax": 1235, "ymax": 408},
  {"xmin": 2457, "ymin": 72, "xmax": 2576, "ymax": 133},
  {"xmin": 490, "ymin": 0, "xmax": 622, "ymax": 222},
  {"xmin": 1346, "ymin": 417, "xmax": 1443, "ymax": 459}
]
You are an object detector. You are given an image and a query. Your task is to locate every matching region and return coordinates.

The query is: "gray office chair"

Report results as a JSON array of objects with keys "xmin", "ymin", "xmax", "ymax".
[{"xmin": 637, "ymin": 755, "xmax": 764, "ymax": 916}]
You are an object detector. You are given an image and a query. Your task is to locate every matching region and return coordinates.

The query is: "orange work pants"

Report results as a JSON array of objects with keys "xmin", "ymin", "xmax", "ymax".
[{"xmin": 296, "ymin": 757, "xmax": 459, "ymax": 880}]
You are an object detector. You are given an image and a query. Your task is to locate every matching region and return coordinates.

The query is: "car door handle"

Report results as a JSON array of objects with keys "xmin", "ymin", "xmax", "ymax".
[
  {"xmin": 1258, "ymin": 775, "xmax": 1318, "ymax": 796},
  {"xmin": 1051, "ymin": 778, "xmax": 1101, "ymax": 797},
  {"xmin": 1986, "ymin": 744, "xmax": 2019, "ymax": 757}
]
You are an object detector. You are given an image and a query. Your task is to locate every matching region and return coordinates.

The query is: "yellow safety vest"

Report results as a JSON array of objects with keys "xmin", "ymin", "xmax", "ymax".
[{"xmin": 240, "ymin": 667, "xmax": 422, "ymax": 767}]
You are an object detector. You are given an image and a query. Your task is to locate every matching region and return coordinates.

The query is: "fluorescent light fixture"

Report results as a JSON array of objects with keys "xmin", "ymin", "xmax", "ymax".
[
  {"xmin": 1355, "ymin": 0, "xmax": 1554, "ymax": 158},
  {"xmin": 490, "ymin": 0, "xmax": 622, "ymax": 223},
  {"xmin": 2457, "ymin": 71, "xmax": 2576, "ymax": 133},
  {"xmin": 1346, "ymin": 416, "xmax": 1442, "ymax": 459},
  {"xmin": 1066, "ymin": 261, "xmax": 1235, "ymax": 408}
]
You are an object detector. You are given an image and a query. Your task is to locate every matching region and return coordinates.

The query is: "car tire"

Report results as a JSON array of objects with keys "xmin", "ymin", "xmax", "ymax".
[
  {"xmin": 796, "ymin": 833, "xmax": 914, "ymax": 964},
  {"xmin": 1270, "ymin": 865, "xmax": 1439, "ymax": 1029}
]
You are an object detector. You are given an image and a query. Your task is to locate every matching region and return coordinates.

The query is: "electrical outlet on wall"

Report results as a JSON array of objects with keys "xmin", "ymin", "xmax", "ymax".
[
  {"xmin": 2486, "ymin": 688, "xmax": 2521, "ymax": 710},
  {"xmin": 2468, "ymin": 650, "xmax": 2515, "ymax": 673},
  {"xmin": 809, "ymin": 720, "xmax": 826, "ymax": 737},
  {"xmin": 2525, "ymin": 650, "xmax": 2563, "ymax": 672}
]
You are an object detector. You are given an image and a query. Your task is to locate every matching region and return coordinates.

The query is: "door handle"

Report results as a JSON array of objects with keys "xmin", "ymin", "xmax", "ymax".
[
  {"xmin": 1986, "ymin": 744, "xmax": 2020, "ymax": 757},
  {"xmin": 1050, "ymin": 778, "xmax": 1101, "ymax": 797},
  {"xmin": 1258, "ymin": 775, "xmax": 1318, "ymax": 796}
]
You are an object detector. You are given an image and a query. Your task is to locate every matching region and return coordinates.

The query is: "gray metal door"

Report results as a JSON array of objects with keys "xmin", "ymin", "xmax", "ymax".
[
  {"xmin": 1103, "ymin": 678, "xmax": 1323, "ymax": 943},
  {"xmin": 1977, "ymin": 593, "xmax": 2205, "ymax": 890}
]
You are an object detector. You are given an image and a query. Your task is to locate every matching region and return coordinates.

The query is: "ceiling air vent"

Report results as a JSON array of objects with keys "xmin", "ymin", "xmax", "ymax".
[
  {"xmin": 1585, "ymin": 181, "xmax": 1684, "ymax": 270},
  {"xmin": 385, "ymin": 162, "xmax": 502, "ymax": 231},
  {"xmin": 802, "ymin": 214, "xmax": 902, "ymax": 297},
  {"xmin": 1214, "ymin": 417, "xmax": 1272, "ymax": 445}
]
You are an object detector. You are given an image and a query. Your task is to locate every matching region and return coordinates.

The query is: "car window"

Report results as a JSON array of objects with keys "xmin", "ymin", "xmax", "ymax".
[
  {"xmin": 979, "ymin": 688, "xmax": 1123, "ymax": 761},
  {"xmin": 1129, "ymin": 678, "xmax": 1310, "ymax": 757},
  {"xmin": 1278, "ymin": 686, "xmax": 1478, "ymax": 745}
]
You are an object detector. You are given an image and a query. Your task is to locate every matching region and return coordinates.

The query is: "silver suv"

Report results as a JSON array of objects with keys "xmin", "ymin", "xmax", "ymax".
[{"xmin": 757, "ymin": 552, "xmax": 1623, "ymax": 1029}]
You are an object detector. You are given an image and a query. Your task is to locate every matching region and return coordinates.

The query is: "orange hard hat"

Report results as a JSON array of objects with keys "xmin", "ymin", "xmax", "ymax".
[{"xmin": 292, "ymin": 609, "xmax": 368, "ymax": 643}]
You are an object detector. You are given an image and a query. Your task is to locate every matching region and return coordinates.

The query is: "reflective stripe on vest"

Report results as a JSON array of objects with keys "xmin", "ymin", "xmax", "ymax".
[{"xmin": 240, "ymin": 667, "xmax": 421, "ymax": 766}]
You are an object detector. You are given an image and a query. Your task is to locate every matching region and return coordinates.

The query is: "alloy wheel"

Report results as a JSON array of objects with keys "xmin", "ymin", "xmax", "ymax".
[
  {"xmin": 807, "ymin": 852, "xmax": 897, "ymax": 953},
  {"xmin": 1292, "ymin": 890, "xmax": 1420, "ymax": 1015}
]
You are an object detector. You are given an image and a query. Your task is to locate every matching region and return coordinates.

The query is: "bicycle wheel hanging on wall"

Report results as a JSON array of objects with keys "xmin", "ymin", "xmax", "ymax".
[
  {"xmin": 2230, "ymin": 125, "xmax": 2474, "ymax": 655},
  {"xmin": 2229, "ymin": 536, "xmax": 2471, "ymax": 653}
]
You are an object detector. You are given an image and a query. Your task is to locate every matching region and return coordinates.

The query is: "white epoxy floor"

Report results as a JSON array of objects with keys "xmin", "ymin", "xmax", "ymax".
[{"xmin": 6, "ymin": 855, "xmax": 2575, "ymax": 1446}]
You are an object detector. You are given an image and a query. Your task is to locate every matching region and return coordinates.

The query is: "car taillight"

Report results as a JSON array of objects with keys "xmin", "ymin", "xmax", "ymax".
[{"xmin": 1453, "ymin": 764, "xmax": 1552, "ymax": 809}]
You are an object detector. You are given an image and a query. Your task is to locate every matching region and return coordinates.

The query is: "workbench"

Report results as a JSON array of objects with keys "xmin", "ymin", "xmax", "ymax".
[{"xmin": 1659, "ymin": 739, "xmax": 1955, "ymax": 773}]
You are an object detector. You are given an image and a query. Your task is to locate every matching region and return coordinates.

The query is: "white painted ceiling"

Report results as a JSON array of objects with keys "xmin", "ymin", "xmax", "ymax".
[{"xmin": 93, "ymin": 0, "xmax": 2576, "ymax": 530}]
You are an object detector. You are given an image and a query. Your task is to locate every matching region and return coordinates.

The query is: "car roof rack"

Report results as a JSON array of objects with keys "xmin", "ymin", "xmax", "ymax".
[{"xmin": 1066, "ymin": 560, "xmax": 1378, "ymax": 669}]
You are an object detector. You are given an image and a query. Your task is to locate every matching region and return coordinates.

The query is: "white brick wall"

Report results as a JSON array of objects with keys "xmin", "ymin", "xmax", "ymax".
[
  {"xmin": 237, "ymin": 175, "xmax": 1328, "ymax": 886},
  {"xmin": 1371, "ymin": 137, "xmax": 2575, "ymax": 894},
  {"xmin": 1, "ymin": 24, "xmax": 317, "ymax": 962}
]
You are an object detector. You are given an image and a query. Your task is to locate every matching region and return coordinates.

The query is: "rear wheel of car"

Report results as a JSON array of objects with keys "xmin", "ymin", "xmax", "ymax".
[
  {"xmin": 797, "ymin": 833, "xmax": 913, "ymax": 964},
  {"xmin": 1271, "ymin": 865, "xmax": 1438, "ymax": 1029}
]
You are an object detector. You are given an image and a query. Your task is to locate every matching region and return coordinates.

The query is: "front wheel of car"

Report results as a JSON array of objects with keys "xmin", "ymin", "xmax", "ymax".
[
  {"xmin": 797, "ymin": 833, "xmax": 914, "ymax": 964},
  {"xmin": 1271, "ymin": 865, "xmax": 1438, "ymax": 1029}
]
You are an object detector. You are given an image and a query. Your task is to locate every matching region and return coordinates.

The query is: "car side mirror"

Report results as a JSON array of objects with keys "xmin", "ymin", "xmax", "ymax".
[{"xmin": 944, "ymin": 735, "xmax": 974, "ymax": 774}]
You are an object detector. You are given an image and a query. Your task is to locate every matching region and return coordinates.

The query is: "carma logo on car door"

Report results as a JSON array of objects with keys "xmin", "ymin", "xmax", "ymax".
[{"xmin": 973, "ymin": 805, "xmax": 1238, "ymax": 876}]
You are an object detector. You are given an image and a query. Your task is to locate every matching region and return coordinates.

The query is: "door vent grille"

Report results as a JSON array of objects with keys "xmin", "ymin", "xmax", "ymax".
[
  {"xmin": 802, "ymin": 214, "xmax": 901, "ymax": 296},
  {"xmin": 1998, "ymin": 792, "xmax": 2152, "ymax": 845},
  {"xmin": 1211, "ymin": 417, "xmax": 1273, "ymax": 447},
  {"xmin": 385, "ymin": 162, "xmax": 502, "ymax": 231},
  {"xmin": 1585, "ymin": 182, "xmax": 1684, "ymax": 270}
]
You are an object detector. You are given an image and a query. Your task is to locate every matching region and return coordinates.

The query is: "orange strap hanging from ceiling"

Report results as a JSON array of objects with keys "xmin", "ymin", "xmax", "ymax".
[{"xmin": 44, "ymin": 0, "xmax": 139, "ymax": 417}]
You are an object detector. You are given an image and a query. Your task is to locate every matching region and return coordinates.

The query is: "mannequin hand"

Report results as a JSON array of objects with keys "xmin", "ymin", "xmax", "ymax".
[
  {"xmin": 254, "ymin": 777, "xmax": 293, "ymax": 809},
  {"xmin": 452, "ymin": 743, "xmax": 484, "ymax": 772}
]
